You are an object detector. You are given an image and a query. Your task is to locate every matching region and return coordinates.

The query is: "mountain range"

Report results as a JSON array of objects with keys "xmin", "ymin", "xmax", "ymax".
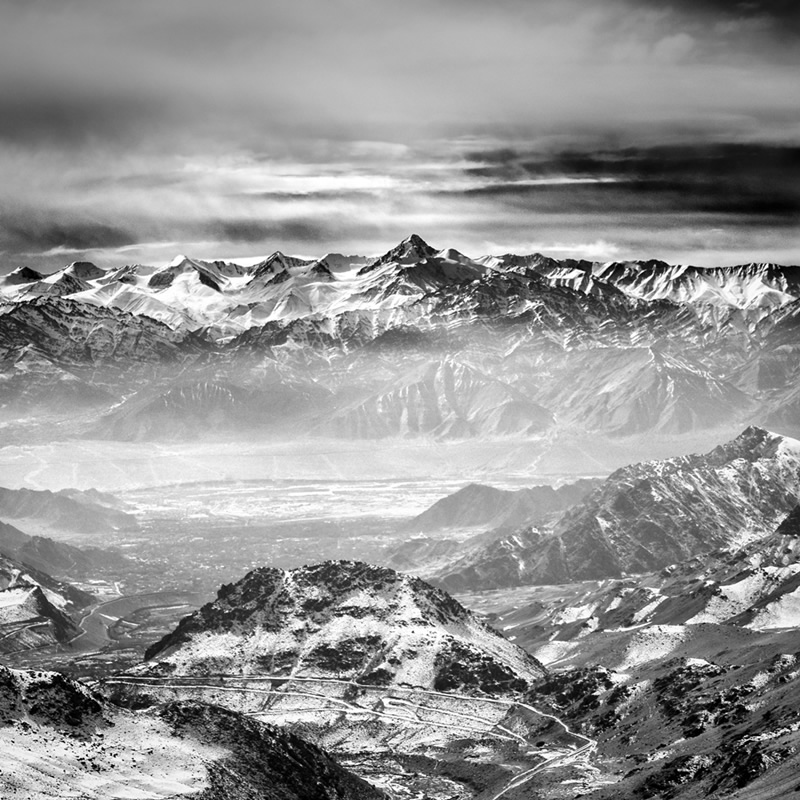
[
  {"xmin": 404, "ymin": 478, "xmax": 601, "ymax": 533},
  {"xmin": 3, "ymin": 242, "xmax": 798, "ymax": 335},
  {"xmin": 0, "ymin": 486, "xmax": 136, "ymax": 537},
  {"xmin": 2, "ymin": 237, "xmax": 800, "ymax": 444},
  {"xmin": 400, "ymin": 426, "xmax": 800, "ymax": 591}
]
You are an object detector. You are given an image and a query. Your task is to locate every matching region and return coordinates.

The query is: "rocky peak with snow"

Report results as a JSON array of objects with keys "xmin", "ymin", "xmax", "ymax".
[
  {"xmin": 704, "ymin": 424, "xmax": 795, "ymax": 464},
  {"xmin": 361, "ymin": 233, "xmax": 439, "ymax": 272},
  {"xmin": 1, "ymin": 266, "xmax": 44, "ymax": 286},
  {"xmin": 143, "ymin": 560, "xmax": 545, "ymax": 695},
  {"xmin": 430, "ymin": 428, "xmax": 800, "ymax": 591},
  {"xmin": 250, "ymin": 251, "xmax": 312, "ymax": 281},
  {"xmin": 147, "ymin": 255, "xmax": 222, "ymax": 291},
  {"xmin": 62, "ymin": 261, "xmax": 105, "ymax": 281}
]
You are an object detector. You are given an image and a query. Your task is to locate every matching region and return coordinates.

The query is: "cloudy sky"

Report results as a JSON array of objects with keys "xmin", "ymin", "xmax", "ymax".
[{"xmin": 1, "ymin": 0, "xmax": 798, "ymax": 270}]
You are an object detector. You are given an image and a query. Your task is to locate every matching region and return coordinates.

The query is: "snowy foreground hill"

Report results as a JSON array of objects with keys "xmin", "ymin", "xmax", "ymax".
[
  {"xmin": 103, "ymin": 562, "xmax": 593, "ymax": 799},
  {"xmin": 0, "ymin": 665, "xmax": 384, "ymax": 800},
  {"xmin": 139, "ymin": 560, "xmax": 546, "ymax": 691}
]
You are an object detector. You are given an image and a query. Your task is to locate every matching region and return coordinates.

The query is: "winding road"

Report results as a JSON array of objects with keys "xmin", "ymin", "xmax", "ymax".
[{"xmin": 103, "ymin": 673, "xmax": 597, "ymax": 798}]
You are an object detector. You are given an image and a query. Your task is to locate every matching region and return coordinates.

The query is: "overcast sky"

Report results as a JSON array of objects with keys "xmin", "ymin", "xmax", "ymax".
[{"xmin": 1, "ymin": 0, "xmax": 798, "ymax": 270}]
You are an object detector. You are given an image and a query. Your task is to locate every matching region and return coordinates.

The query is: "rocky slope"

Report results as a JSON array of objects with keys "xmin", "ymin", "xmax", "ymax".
[
  {"xmin": 0, "ymin": 665, "xmax": 385, "ymax": 799},
  {"xmin": 0, "ymin": 518, "xmax": 129, "ymax": 581},
  {"xmin": 0, "ymin": 345, "xmax": 114, "ymax": 411},
  {"xmin": 464, "ymin": 504, "xmax": 800, "ymax": 800},
  {"xmin": 537, "ymin": 346, "xmax": 752, "ymax": 436},
  {"xmin": 0, "ymin": 485, "xmax": 136, "ymax": 535},
  {"xmin": 405, "ymin": 478, "xmax": 601, "ymax": 532},
  {"xmin": 322, "ymin": 358, "xmax": 553, "ymax": 439},
  {"xmin": 432, "ymin": 427, "xmax": 800, "ymax": 590},
  {"xmin": 0, "ymin": 554, "xmax": 92, "ymax": 652},
  {"xmin": 522, "ymin": 644, "xmax": 800, "ymax": 800},
  {"xmin": 471, "ymin": 504, "xmax": 800, "ymax": 663},
  {"xmin": 142, "ymin": 560, "xmax": 545, "ymax": 695},
  {"xmin": 90, "ymin": 376, "xmax": 329, "ymax": 441},
  {"xmin": 0, "ymin": 297, "xmax": 201, "ymax": 365}
]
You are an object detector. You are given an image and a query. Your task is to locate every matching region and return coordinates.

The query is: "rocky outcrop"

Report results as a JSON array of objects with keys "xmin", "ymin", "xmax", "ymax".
[{"xmin": 143, "ymin": 560, "xmax": 545, "ymax": 695}]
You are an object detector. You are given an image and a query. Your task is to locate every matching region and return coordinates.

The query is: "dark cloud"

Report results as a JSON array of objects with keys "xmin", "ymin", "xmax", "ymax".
[
  {"xmin": 0, "ymin": 214, "xmax": 136, "ymax": 254},
  {"xmin": 208, "ymin": 219, "xmax": 338, "ymax": 245},
  {"xmin": 241, "ymin": 190, "xmax": 383, "ymax": 202},
  {"xmin": 0, "ymin": 1, "xmax": 797, "ymax": 268},
  {"xmin": 0, "ymin": 93, "xmax": 159, "ymax": 147},
  {"xmin": 661, "ymin": 0, "xmax": 800, "ymax": 29},
  {"xmin": 1, "ymin": 0, "xmax": 797, "ymax": 149},
  {"xmin": 458, "ymin": 143, "xmax": 800, "ymax": 220}
]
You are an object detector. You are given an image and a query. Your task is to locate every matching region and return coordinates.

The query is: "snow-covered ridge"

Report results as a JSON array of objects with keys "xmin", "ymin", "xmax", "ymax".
[
  {"xmin": 424, "ymin": 427, "xmax": 800, "ymax": 591},
  {"xmin": 2, "ymin": 236, "xmax": 797, "ymax": 337}
]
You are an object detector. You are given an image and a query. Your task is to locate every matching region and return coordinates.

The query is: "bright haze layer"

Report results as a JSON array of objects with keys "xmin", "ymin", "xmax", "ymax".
[{"xmin": 0, "ymin": 0, "xmax": 798, "ymax": 271}]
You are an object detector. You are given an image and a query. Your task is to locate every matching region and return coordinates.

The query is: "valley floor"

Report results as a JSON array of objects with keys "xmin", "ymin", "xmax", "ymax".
[{"xmin": 0, "ymin": 430, "xmax": 736, "ymax": 492}]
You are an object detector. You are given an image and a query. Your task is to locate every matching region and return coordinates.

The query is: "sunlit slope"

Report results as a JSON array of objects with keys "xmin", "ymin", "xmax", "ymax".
[
  {"xmin": 142, "ymin": 560, "xmax": 545, "ymax": 694},
  {"xmin": 0, "ymin": 665, "xmax": 384, "ymax": 799},
  {"xmin": 428, "ymin": 427, "xmax": 800, "ymax": 590}
]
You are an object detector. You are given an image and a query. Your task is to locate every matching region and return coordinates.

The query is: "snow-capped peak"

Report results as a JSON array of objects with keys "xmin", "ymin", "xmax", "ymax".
[
  {"xmin": 1, "ymin": 266, "xmax": 44, "ymax": 285},
  {"xmin": 168, "ymin": 254, "xmax": 195, "ymax": 269},
  {"xmin": 363, "ymin": 234, "xmax": 439, "ymax": 271},
  {"xmin": 140, "ymin": 560, "xmax": 545, "ymax": 694},
  {"xmin": 63, "ymin": 261, "xmax": 105, "ymax": 281}
]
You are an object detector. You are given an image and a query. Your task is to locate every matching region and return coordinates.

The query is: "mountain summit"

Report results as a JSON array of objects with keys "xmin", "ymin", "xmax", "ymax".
[
  {"xmin": 361, "ymin": 233, "xmax": 439, "ymax": 271},
  {"xmin": 144, "ymin": 560, "xmax": 545, "ymax": 695}
]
